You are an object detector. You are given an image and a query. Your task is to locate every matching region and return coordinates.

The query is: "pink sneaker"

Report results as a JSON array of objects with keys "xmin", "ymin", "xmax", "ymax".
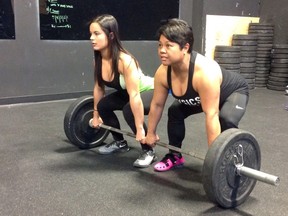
[{"xmin": 154, "ymin": 153, "xmax": 185, "ymax": 172}]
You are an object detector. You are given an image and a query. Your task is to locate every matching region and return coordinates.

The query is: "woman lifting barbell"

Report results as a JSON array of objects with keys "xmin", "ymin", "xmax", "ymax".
[
  {"xmin": 143, "ymin": 18, "xmax": 249, "ymax": 172},
  {"xmin": 89, "ymin": 14, "xmax": 156, "ymax": 168}
]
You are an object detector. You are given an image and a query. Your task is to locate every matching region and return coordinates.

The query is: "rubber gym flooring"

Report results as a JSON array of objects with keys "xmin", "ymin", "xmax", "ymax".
[{"xmin": 0, "ymin": 88, "xmax": 287, "ymax": 216}]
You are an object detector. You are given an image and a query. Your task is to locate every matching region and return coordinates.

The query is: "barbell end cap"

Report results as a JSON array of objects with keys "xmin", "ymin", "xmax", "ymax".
[
  {"xmin": 89, "ymin": 118, "xmax": 93, "ymax": 128},
  {"xmin": 274, "ymin": 177, "xmax": 280, "ymax": 187}
]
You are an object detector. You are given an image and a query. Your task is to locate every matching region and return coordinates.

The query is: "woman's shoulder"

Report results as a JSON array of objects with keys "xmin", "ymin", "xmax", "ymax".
[
  {"xmin": 119, "ymin": 52, "xmax": 138, "ymax": 70},
  {"xmin": 155, "ymin": 64, "xmax": 168, "ymax": 78},
  {"xmin": 119, "ymin": 52, "xmax": 134, "ymax": 64},
  {"xmin": 195, "ymin": 53, "xmax": 220, "ymax": 72}
]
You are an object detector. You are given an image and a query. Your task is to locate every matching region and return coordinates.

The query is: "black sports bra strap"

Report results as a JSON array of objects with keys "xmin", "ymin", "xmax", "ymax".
[
  {"xmin": 167, "ymin": 51, "xmax": 197, "ymax": 91},
  {"xmin": 167, "ymin": 66, "xmax": 172, "ymax": 89},
  {"xmin": 191, "ymin": 51, "xmax": 197, "ymax": 63}
]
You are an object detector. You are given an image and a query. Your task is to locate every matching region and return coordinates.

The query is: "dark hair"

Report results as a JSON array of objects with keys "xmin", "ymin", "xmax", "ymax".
[
  {"xmin": 156, "ymin": 18, "xmax": 194, "ymax": 53},
  {"xmin": 90, "ymin": 14, "xmax": 138, "ymax": 86}
]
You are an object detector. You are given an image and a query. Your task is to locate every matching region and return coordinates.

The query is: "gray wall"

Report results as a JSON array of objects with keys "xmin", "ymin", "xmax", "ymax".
[
  {"xmin": 0, "ymin": 0, "xmax": 193, "ymax": 105},
  {"xmin": 259, "ymin": 0, "xmax": 288, "ymax": 44},
  {"xmin": 0, "ymin": 0, "xmax": 287, "ymax": 105},
  {"xmin": 196, "ymin": 0, "xmax": 261, "ymax": 53}
]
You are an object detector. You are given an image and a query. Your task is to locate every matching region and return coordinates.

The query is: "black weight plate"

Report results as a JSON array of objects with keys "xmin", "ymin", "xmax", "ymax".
[
  {"xmin": 271, "ymin": 53, "xmax": 288, "ymax": 59},
  {"xmin": 240, "ymin": 68, "xmax": 255, "ymax": 73},
  {"xmin": 269, "ymin": 75, "xmax": 288, "ymax": 82},
  {"xmin": 256, "ymin": 53, "xmax": 271, "ymax": 58},
  {"xmin": 258, "ymin": 44, "xmax": 273, "ymax": 48},
  {"xmin": 245, "ymin": 78, "xmax": 255, "ymax": 84},
  {"xmin": 240, "ymin": 62, "xmax": 256, "ymax": 68},
  {"xmin": 215, "ymin": 57, "xmax": 240, "ymax": 64},
  {"xmin": 257, "ymin": 36, "xmax": 273, "ymax": 41},
  {"xmin": 257, "ymin": 40, "xmax": 273, "ymax": 45},
  {"xmin": 240, "ymin": 46, "xmax": 257, "ymax": 51},
  {"xmin": 248, "ymin": 30, "xmax": 274, "ymax": 34},
  {"xmin": 240, "ymin": 73, "xmax": 255, "ymax": 79},
  {"xmin": 271, "ymin": 49, "xmax": 288, "ymax": 54},
  {"xmin": 241, "ymin": 57, "xmax": 256, "ymax": 63},
  {"xmin": 268, "ymin": 76, "xmax": 288, "ymax": 82},
  {"xmin": 202, "ymin": 128, "xmax": 261, "ymax": 208},
  {"xmin": 215, "ymin": 46, "xmax": 241, "ymax": 52},
  {"xmin": 273, "ymin": 44, "xmax": 288, "ymax": 49},
  {"xmin": 270, "ymin": 67, "xmax": 288, "ymax": 73},
  {"xmin": 241, "ymin": 51, "xmax": 256, "ymax": 57},
  {"xmin": 249, "ymin": 23, "xmax": 274, "ymax": 28},
  {"xmin": 232, "ymin": 40, "xmax": 258, "ymax": 46},
  {"xmin": 271, "ymin": 63, "xmax": 288, "ymax": 68},
  {"xmin": 255, "ymin": 73, "xmax": 269, "ymax": 79},
  {"xmin": 272, "ymin": 59, "xmax": 288, "ymax": 64},
  {"xmin": 214, "ymin": 52, "xmax": 241, "ymax": 58},
  {"xmin": 225, "ymin": 69, "xmax": 240, "ymax": 74},
  {"xmin": 219, "ymin": 63, "xmax": 240, "ymax": 70},
  {"xmin": 64, "ymin": 95, "xmax": 110, "ymax": 149},
  {"xmin": 257, "ymin": 47, "xmax": 272, "ymax": 52},
  {"xmin": 232, "ymin": 34, "xmax": 258, "ymax": 40},
  {"xmin": 267, "ymin": 80, "xmax": 288, "ymax": 87},
  {"xmin": 269, "ymin": 72, "xmax": 288, "ymax": 78},
  {"xmin": 267, "ymin": 84, "xmax": 286, "ymax": 91}
]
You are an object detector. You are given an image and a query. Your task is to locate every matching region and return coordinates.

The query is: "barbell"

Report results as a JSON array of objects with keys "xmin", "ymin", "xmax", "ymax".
[{"xmin": 63, "ymin": 95, "xmax": 280, "ymax": 208}]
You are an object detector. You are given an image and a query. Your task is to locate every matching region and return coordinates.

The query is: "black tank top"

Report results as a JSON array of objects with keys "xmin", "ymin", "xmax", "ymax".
[
  {"xmin": 101, "ymin": 70, "xmax": 125, "ymax": 91},
  {"xmin": 167, "ymin": 51, "xmax": 248, "ymax": 107}
]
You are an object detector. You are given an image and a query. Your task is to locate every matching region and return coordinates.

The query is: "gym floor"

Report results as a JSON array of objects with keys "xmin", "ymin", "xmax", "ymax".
[{"xmin": 0, "ymin": 88, "xmax": 287, "ymax": 216}]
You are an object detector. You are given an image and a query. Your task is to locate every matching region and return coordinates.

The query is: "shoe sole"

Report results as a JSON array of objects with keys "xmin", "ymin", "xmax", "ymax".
[
  {"xmin": 133, "ymin": 156, "xmax": 158, "ymax": 168},
  {"xmin": 154, "ymin": 163, "xmax": 184, "ymax": 172}
]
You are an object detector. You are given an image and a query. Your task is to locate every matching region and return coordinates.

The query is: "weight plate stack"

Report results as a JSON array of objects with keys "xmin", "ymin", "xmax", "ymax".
[
  {"xmin": 214, "ymin": 45, "xmax": 241, "ymax": 74},
  {"xmin": 232, "ymin": 34, "xmax": 258, "ymax": 90},
  {"xmin": 267, "ymin": 44, "xmax": 288, "ymax": 91},
  {"xmin": 248, "ymin": 23, "xmax": 274, "ymax": 88}
]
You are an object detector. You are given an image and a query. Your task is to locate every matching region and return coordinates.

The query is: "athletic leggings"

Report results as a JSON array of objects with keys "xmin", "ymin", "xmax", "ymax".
[
  {"xmin": 167, "ymin": 92, "xmax": 249, "ymax": 149},
  {"xmin": 97, "ymin": 89, "xmax": 154, "ymax": 151}
]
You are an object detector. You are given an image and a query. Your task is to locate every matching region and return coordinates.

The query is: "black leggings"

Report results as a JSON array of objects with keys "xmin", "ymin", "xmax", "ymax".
[
  {"xmin": 97, "ymin": 89, "xmax": 153, "ymax": 151},
  {"xmin": 167, "ymin": 92, "xmax": 249, "ymax": 149}
]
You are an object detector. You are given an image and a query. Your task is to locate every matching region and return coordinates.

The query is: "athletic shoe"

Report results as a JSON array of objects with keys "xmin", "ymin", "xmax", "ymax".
[
  {"xmin": 154, "ymin": 153, "xmax": 185, "ymax": 172},
  {"xmin": 98, "ymin": 140, "xmax": 129, "ymax": 154},
  {"xmin": 133, "ymin": 149, "xmax": 157, "ymax": 168}
]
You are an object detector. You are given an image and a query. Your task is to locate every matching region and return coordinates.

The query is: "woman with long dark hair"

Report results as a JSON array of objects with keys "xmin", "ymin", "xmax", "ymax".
[{"xmin": 89, "ymin": 14, "xmax": 156, "ymax": 168}]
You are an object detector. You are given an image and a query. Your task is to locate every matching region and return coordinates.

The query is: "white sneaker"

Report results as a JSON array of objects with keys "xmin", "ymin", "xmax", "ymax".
[{"xmin": 133, "ymin": 150, "xmax": 157, "ymax": 168}]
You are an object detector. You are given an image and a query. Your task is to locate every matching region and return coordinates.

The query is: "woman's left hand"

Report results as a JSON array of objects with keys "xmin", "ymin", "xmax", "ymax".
[{"xmin": 136, "ymin": 127, "xmax": 146, "ymax": 143}]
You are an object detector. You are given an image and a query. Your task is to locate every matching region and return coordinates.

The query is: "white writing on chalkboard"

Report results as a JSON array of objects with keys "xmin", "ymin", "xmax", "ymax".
[{"xmin": 46, "ymin": 0, "xmax": 74, "ymax": 29}]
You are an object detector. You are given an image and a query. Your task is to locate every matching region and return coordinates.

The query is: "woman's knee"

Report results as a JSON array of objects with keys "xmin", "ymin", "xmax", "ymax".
[
  {"xmin": 219, "ymin": 116, "xmax": 238, "ymax": 131},
  {"xmin": 97, "ymin": 97, "xmax": 109, "ymax": 111},
  {"xmin": 168, "ymin": 104, "xmax": 186, "ymax": 122}
]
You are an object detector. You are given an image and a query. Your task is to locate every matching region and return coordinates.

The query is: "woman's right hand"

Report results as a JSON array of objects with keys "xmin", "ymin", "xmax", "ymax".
[
  {"xmin": 143, "ymin": 132, "xmax": 159, "ymax": 147},
  {"xmin": 90, "ymin": 116, "xmax": 103, "ymax": 128}
]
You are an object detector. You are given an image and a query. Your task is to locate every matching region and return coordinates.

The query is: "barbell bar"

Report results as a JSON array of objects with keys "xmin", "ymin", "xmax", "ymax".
[{"xmin": 89, "ymin": 119, "xmax": 280, "ymax": 186}]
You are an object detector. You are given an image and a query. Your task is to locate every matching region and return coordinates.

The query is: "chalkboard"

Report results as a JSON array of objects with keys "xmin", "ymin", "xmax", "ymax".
[
  {"xmin": 39, "ymin": 0, "xmax": 179, "ymax": 40},
  {"xmin": 0, "ymin": 0, "xmax": 15, "ymax": 39}
]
